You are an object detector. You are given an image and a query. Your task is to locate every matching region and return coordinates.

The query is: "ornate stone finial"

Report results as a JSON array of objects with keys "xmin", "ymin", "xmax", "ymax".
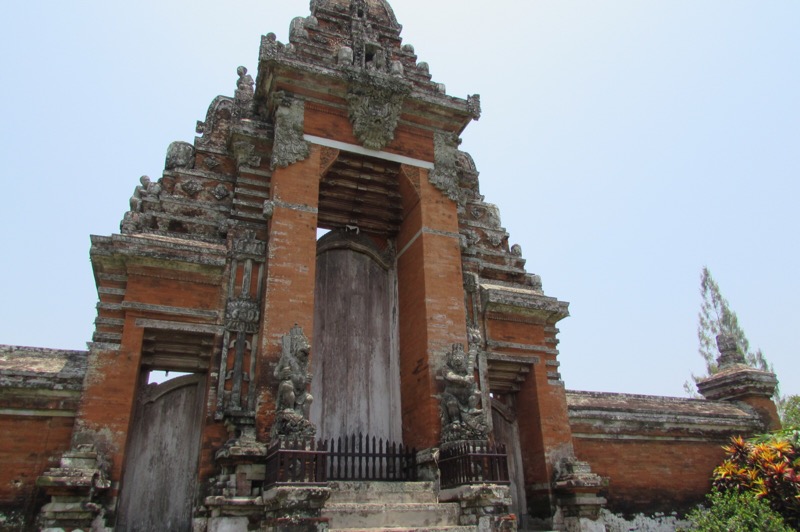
[
  {"xmin": 271, "ymin": 95, "xmax": 310, "ymax": 169},
  {"xmin": 236, "ymin": 66, "xmax": 254, "ymax": 93},
  {"xmin": 234, "ymin": 66, "xmax": 255, "ymax": 119},
  {"xmin": 467, "ymin": 94, "xmax": 482, "ymax": 120},
  {"xmin": 439, "ymin": 339, "xmax": 489, "ymax": 443},
  {"xmin": 271, "ymin": 325, "xmax": 316, "ymax": 441},
  {"xmin": 165, "ymin": 141, "xmax": 195, "ymax": 170},
  {"xmin": 716, "ymin": 334, "xmax": 745, "ymax": 369}
]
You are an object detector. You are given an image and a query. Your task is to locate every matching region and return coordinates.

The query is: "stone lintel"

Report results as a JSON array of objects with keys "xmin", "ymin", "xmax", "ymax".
[
  {"xmin": 257, "ymin": 58, "xmax": 475, "ymax": 133},
  {"xmin": 481, "ymin": 284, "xmax": 569, "ymax": 324}
]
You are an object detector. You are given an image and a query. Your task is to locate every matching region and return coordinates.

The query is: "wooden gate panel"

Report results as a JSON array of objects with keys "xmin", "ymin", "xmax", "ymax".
[{"xmin": 116, "ymin": 374, "xmax": 205, "ymax": 532}]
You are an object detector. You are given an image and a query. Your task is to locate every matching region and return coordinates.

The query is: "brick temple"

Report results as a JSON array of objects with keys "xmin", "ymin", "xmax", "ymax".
[{"xmin": 0, "ymin": 1, "xmax": 780, "ymax": 530}]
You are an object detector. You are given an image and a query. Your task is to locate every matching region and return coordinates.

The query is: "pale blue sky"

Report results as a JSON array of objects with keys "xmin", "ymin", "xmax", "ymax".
[{"xmin": 1, "ymin": 1, "xmax": 797, "ymax": 397}]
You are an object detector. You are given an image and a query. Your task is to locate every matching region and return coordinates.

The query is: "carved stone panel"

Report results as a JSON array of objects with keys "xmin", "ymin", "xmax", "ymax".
[
  {"xmin": 271, "ymin": 97, "xmax": 309, "ymax": 169},
  {"xmin": 225, "ymin": 297, "xmax": 260, "ymax": 334},
  {"xmin": 346, "ymin": 74, "xmax": 410, "ymax": 151},
  {"xmin": 430, "ymin": 131, "xmax": 460, "ymax": 201}
]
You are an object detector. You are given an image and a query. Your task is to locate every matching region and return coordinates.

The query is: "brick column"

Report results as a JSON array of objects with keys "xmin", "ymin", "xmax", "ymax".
[
  {"xmin": 396, "ymin": 166, "xmax": 469, "ymax": 449},
  {"xmin": 255, "ymin": 145, "xmax": 321, "ymax": 440}
]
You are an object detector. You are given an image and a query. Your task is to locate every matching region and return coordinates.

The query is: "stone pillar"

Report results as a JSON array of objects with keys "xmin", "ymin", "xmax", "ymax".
[
  {"xmin": 698, "ymin": 334, "xmax": 780, "ymax": 431},
  {"xmin": 36, "ymin": 445, "xmax": 111, "ymax": 531}
]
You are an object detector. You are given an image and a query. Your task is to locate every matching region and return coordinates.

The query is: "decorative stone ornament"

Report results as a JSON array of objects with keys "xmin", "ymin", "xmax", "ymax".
[
  {"xmin": 716, "ymin": 333, "xmax": 745, "ymax": 368},
  {"xmin": 270, "ymin": 325, "xmax": 316, "ymax": 441},
  {"xmin": 271, "ymin": 95, "xmax": 310, "ymax": 169},
  {"xmin": 224, "ymin": 297, "xmax": 260, "ymax": 334},
  {"xmin": 430, "ymin": 131, "xmax": 461, "ymax": 201},
  {"xmin": 165, "ymin": 141, "xmax": 195, "ymax": 170},
  {"xmin": 345, "ymin": 72, "xmax": 410, "ymax": 151},
  {"xmin": 438, "ymin": 335, "xmax": 489, "ymax": 443}
]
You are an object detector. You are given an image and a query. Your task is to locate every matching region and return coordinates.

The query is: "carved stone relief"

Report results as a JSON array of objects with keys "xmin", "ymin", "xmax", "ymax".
[
  {"xmin": 271, "ymin": 96, "xmax": 309, "ymax": 169},
  {"xmin": 346, "ymin": 73, "xmax": 410, "ymax": 151},
  {"xmin": 430, "ymin": 131, "xmax": 460, "ymax": 201},
  {"xmin": 180, "ymin": 179, "xmax": 203, "ymax": 197},
  {"xmin": 233, "ymin": 141, "xmax": 262, "ymax": 168},
  {"xmin": 439, "ymin": 332, "xmax": 489, "ymax": 443},
  {"xmin": 271, "ymin": 325, "xmax": 316, "ymax": 441},
  {"xmin": 225, "ymin": 297, "xmax": 260, "ymax": 334}
]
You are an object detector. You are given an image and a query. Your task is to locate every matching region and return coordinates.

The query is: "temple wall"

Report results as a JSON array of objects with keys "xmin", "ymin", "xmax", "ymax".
[
  {"xmin": 567, "ymin": 390, "xmax": 766, "ymax": 516},
  {"xmin": 0, "ymin": 346, "xmax": 86, "ymax": 529}
]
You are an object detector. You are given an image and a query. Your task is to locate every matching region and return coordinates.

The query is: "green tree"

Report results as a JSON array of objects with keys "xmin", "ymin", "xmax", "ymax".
[
  {"xmin": 782, "ymin": 395, "xmax": 800, "ymax": 429},
  {"xmin": 685, "ymin": 266, "xmax": 780, "ymax": 403}
]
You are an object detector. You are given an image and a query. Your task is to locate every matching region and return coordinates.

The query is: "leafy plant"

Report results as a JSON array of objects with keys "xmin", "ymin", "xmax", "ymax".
[
  {"xmin": 686, "ymin": 488, "xmax": 792, "ymax": 531},
  {"xmin": 711, "ymin": 434, "xmax": 800, "ymax": 529}
]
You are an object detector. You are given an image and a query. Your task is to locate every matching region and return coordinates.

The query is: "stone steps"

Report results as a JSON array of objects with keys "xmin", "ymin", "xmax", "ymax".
[
  {"xmin": 327, "ymin": 481, "xmax": 439, "ymax": 504},
  {"xmin": 324, "ymin": 502, "xmax": 461, "ymax": 529},
  {"xmin": 324, "ymin": 481, "xmax": 465, "ymax": 530},
  {"xmin": 331, "ymin": 528, "xmax": 474, "ymax": 532}
]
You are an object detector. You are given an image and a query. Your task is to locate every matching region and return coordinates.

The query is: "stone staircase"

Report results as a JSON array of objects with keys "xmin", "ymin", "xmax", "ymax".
[{"xmin": 324, "ymin": 481, "xmax": 473, "ymax": 531}]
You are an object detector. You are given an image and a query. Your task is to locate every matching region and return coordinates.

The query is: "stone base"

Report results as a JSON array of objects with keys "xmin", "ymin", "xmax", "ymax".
[
  {"xmin": 263, "ymin": 485, "xmax": 331, "ymax": 532},
  {"xmin": 439, "ymin": 483, "xmax": 517, "ymax": 531}
]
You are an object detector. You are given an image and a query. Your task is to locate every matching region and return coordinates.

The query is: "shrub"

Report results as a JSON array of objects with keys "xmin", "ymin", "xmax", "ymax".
[
  {"xmin": 712, "ymin": 432, "xmax": 800, "ymax": 529},
  {"xmin": 686, "ymin": 488, "xmax": 792, "ymax": 531}
]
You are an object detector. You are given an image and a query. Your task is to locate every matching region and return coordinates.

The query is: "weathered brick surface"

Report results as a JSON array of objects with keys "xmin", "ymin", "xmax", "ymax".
[{"xmin": 567, "ymin": 390, "xmax": 766, "ymax": 515}]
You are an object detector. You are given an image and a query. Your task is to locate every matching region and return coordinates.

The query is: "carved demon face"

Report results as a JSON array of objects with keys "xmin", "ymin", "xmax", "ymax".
[{"xmin": 347, "ymin": 84, "xmax": 406, "ymax": 151}]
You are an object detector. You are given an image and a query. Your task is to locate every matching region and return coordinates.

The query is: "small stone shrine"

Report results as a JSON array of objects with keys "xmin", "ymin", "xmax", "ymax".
[{"xmin": 0, "ymin": 1, "xmax": 781, "ymax": 530}]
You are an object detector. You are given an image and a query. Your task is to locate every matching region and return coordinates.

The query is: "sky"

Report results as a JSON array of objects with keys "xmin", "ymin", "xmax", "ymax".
[{"xmin": 1, "ymin": 0, "xmax": 797, "ymax": 398}]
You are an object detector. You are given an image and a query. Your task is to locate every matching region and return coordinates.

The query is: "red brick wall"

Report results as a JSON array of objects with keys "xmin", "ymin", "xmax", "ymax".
[
  {"xmin": 0, "ymin": 415, "xmax": 74, "ymax": 525},
  {"xmin": 572, "ymin": 437, "xmax": 724, "ymax": 515}
]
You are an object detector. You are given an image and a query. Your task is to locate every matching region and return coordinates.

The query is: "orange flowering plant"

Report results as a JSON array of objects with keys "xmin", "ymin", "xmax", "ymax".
[{"xmin": 712, "ymin": 430, "xmax": 799, "ymax": 529}]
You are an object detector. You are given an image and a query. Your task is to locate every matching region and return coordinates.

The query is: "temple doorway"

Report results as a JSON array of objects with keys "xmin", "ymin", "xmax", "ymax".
[
  {"xmin": 116, "ymin": 373, "xmax": 205, "ymax": 532},
  {"xmin": 309, "ymin": 230, "xmax": 402, "ymax": 442}
]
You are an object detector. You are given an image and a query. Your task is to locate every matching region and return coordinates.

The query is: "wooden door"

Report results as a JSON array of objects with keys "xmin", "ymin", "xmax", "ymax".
[
  {"xmin": 492, "ymin": 401, "xmax": 527, "ymax": 523},
  {"xmin": 116, "ymin": 374, "xmax": 205, "ymax": 532}
]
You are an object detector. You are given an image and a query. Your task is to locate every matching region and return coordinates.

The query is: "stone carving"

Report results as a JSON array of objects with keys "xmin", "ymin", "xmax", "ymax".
[
  {"xmin": 234, "ymin": 66, "xmax": 254, "ymax": 119},
  {"xmin": 262, "ymin": 200, "xmax": 275, "ymax": 220},
  {"xmin": 233, "ymin": 141, "xmax": 262, "ymax": 168},
  {"xmin": 338, "ymin": 46, "xmax": 354, "ymax": 66},
  {"xmin": 196, "ymin": 96, "xmax": 234, "ymax": 149},
  {"xmin": 430, "ymin": 131, "xmax": 461, "ymax": 201},
  {"xmin": 346, "ymin": 73, "xmax": 410, "ymax": 151},
  {"xmin": 129, "ymin": 175, "xmax": 161, "ymax": 212},
  {"xmin": 271, "ymin": 325, "xmax": 316, "ymax": 440},
  {"xmin": 439, "ymin": 331, "xmax": 489, "ymax": 443},
  {"xmin": 271, "ymin": 96, "xmax": 309, "ymax": 169},
  {"xmin": 212, "ymin": 184, "xmax": 230, "ymax": 201},
  {"xmin": 260, "ymin": 32, "xmax": 284, "ymax": 61},
  {"xmin": 716, "ymin": 334, "xmax": 745, "ymax": 369},
  {"xmin": 204, "ymin": 156, "xmax": 220, "ymax": 170},
  {"xmin": 510, "ymin": 244, "xmax": 522, "ymax": 257},
  {"xmin": 165, "ymin": 141, "xmax": 195, "ymax": 170},
  {"xmin": 180, "ymin": 179, "xmax": 203, "ymax": 197},
  {"xmin": 289, "ymin": 17, "xmax": 308, "ymax": 41},
  {"xmin": 390, "ymin": 60, "xmax": 404, "ymax": 76},
  {"xmin": 225, "ymin": 297, "xmax": 260, "ymax": 334},
  {"xmin": 467, "ymin": 94, "xmax": 482, "ymax": 120},
  {"xmin": 231, "ymin": 229, "xmax": 266, "ymax": 259}
]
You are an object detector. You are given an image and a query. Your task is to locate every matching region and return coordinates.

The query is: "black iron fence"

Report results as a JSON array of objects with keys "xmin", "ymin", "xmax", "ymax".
[
  {"xmin": 439, "ymin": 441, "xmax": 510, "ymax": 489},
  {"xmin": 265, "ymin": 435, "xmax": 507, "ymax": 489},
  {"xmin": 264, "ymin": 433, "xmax": 417, "ymax": 488},
  {"xmin": 326, "ymin": 433, "xmax": 417, "ymax": 481},
  {"xmin": 264, "ymin": 438, "xmax": 328, "ymax": 487}
]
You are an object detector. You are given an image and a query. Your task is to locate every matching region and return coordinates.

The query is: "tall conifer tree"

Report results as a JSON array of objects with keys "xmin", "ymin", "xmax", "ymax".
[{"xmin": 686, "ymin": 267, "xmax": 778, "ymax": 400}]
